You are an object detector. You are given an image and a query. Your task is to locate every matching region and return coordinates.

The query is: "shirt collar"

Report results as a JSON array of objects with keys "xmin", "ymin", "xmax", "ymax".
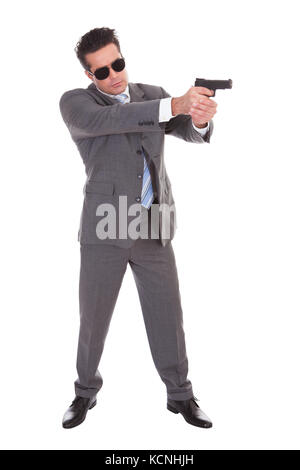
[{"xmin": 95, "ymin": 83, "xmax": 130, "ymax": 101}]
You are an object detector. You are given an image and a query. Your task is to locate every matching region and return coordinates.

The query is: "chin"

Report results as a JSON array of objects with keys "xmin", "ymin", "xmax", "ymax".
[{"xmin": 110, "ymin": 80, "xmax": 126, "ymax": 94}]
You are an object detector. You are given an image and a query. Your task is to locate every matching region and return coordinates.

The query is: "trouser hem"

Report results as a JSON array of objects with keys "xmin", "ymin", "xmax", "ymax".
[
  {"xmin": 167, "ymin": 388, "xmax": 194, "ymax": 401},
  {"xmin": 74, "ymin": 385, "xmax": 99, "ymax": 399}
]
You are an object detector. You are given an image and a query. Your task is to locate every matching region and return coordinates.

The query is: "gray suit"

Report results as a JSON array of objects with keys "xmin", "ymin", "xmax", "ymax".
[{"xmin": 59, "ymin": 82, "xmax": 213, "ymax": 400}]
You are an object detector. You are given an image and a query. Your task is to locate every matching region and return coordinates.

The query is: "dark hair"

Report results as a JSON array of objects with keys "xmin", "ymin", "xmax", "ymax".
[{"xmin": 75, "ymin": 27, "xmax": 122, "ymax": 71}]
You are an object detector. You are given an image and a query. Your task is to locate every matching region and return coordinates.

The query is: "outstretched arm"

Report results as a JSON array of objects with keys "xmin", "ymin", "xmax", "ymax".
[{"xmin": 59, "ymin": 89, "xmax": 164, "ymax": 140}]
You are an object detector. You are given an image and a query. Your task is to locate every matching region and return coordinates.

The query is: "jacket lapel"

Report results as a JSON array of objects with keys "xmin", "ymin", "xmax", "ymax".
[
  {"xmin": 86, "ymin": 81, "xmax": 145, "ymax": 104},
  {"xmin": 128, "ymin": 82, "xmax": 145, "ymax": 102}
]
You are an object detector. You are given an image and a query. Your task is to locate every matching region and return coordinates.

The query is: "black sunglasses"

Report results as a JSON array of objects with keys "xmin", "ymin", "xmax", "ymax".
[{"xmin": 88, "ymin": 57, "xmax": 126, "ymax": 80}]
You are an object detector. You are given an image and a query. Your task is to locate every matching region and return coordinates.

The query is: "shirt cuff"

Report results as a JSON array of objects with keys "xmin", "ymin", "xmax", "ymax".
[
  {"xmin": 159, "ymin": 97, "xmax": 173, "ymax": 122},
  {"xmin": 192, "ymin": 120, "xmax": 209, "ymax": 135}
]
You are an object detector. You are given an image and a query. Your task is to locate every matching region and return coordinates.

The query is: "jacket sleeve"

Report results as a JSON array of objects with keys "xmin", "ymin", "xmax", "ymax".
[
  {"xmin": 59, "ymin": 89, "xmax": 164, "ymax": 140},
  {"xmin": 160, "ymin": 87, "xmax": 214, "ymax": 143}
]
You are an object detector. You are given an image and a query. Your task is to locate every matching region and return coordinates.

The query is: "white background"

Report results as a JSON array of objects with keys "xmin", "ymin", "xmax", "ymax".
[{"xmin": 1, "ymin": 0, "xmax": 299, "ymax": 450}]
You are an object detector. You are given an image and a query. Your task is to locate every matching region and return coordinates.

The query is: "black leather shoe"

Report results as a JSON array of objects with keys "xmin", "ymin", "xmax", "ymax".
[
  {"xmin": 167, "ymin": 396, "xmax": 212, "ymax": 428},
  {"xmin": 62, "ymin": 395, "xmax": 97, "ymax": 429}
]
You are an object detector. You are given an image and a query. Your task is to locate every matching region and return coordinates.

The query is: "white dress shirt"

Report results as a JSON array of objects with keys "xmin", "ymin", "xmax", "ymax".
[{"xmin": 96, "ymin": 83, "xmax": 210, "ymax": 136}]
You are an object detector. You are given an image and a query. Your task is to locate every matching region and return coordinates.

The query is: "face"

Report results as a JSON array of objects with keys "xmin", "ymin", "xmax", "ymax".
[{"xmin": 84, "ymin": 43, "xmax": 128, "ymax": 95}]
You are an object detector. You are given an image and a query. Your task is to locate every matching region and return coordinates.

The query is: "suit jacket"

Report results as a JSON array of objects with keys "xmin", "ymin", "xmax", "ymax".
[{"xmin": 59, "ymin": 81, "xmax": 214, "ymax": 248}]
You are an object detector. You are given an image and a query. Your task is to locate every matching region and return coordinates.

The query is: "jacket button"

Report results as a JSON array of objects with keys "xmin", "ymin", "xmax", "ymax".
[
  {"xmin": 137, "ymin": 174, "xmax": 142, "ymax": 179},
  {"xmin": 136, "ymin": 149, "xmax": 142, "ymax": 155},
  {"xmin": 135, "ymin": 196, "xmax": 141, "ymax": 202}
]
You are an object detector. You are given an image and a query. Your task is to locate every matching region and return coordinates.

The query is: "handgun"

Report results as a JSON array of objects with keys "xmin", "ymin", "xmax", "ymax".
[{"xmin": 194, "ymin": 78, "xmax": 233, "ymax": 97}]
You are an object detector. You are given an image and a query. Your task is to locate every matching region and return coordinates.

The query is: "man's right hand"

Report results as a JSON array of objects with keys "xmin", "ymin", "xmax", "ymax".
[{"xmin": 171, "ymin": 86, "xmax": 215, "ymax": 116}]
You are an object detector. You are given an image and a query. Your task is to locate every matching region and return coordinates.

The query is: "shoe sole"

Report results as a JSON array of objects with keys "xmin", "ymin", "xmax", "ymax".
[
  {"xmin": 167, "ymin": 403, "xmax": 212, "ymax": 428},
  {"xmin": 62, "ymin": 399, "xmax": 97, "ymax": 429}
]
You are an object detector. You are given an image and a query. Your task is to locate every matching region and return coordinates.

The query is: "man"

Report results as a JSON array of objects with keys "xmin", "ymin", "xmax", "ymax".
[{"xmin": 59, "ymin": 27, "xmax": 217, "ymax": 429}]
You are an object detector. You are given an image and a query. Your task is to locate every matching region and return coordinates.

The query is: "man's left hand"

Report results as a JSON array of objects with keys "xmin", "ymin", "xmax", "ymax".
[{"xmin": 188, "ymin": 96, "xmax": 218, "ymax": 127}]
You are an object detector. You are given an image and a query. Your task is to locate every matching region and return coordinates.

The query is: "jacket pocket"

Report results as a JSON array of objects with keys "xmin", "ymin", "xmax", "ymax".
[{"xmin": 84, "ymin": 180, "xmax": 114, "ymax": 195}]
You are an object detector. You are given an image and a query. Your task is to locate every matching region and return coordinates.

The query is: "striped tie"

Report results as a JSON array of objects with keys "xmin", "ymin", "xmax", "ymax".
[{"xmin": 114, "ymin": 93, "xmax": 154, "ymax": 209}]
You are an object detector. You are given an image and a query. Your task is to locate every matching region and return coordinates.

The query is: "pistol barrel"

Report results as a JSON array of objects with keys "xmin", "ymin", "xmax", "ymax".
[{"xmin": 194, "ymin": 78, "xmax": 233, "ymax": 96}]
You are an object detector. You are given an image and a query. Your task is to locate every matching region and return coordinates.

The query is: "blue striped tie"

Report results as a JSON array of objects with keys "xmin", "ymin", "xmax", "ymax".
[{"xmin": 114, "ymin": 93, "xmax": 154, "ymax": 209}]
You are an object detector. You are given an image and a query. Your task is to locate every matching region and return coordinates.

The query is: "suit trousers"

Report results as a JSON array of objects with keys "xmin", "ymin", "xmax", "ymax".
[{"xmin": 74, "ymin": 204, "xmax": 194, "ymax": 401}]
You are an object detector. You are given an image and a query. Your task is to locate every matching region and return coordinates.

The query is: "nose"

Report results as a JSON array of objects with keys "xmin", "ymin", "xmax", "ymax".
[{"xmin": 110, "ymin": 67, "xmax": 118, "ymax": 79}]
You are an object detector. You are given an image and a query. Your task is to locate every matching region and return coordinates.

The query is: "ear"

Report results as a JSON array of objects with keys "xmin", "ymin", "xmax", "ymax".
[{"xmin": 85, "ymin": 70, "xmax": 93, "ymax": 81}]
